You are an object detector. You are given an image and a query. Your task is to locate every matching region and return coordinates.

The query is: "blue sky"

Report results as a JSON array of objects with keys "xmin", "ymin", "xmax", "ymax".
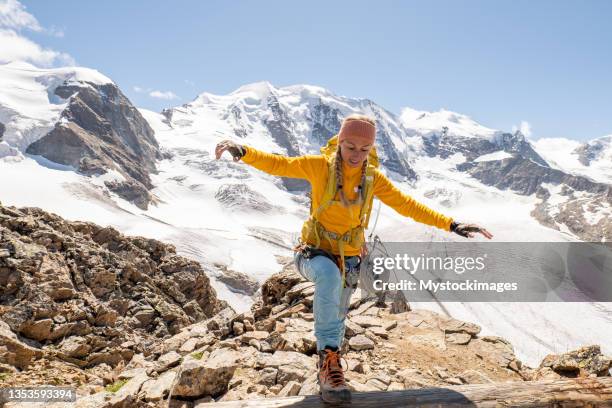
[{"xmin": 11, "ymin": 0, "xmax": 612, "ymax": 141}]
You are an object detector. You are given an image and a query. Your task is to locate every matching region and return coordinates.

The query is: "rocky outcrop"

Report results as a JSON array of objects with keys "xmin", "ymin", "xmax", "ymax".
[
  {"xmin": 574, "ymin": 135, "xmax": 612, "ymax": 166},
  {"xmin": 25, "ymin": 82, "xmax": 163, "ymax": 209},
  {"xmin": 0, "ymin": 319, "xmax": 42, "ymax": 369},
  {"xmin": 0, "ymin": 203, "xmax": 227, "ymax": 373},
  {"xmin": 1, "ymin": 211, "xmax": 608, "ymax": 406},
  {"xmin": 458, "ymin": 156, "xmax": 611, "ymax": 196},
  {"xmin": 263, "ymin": 94, "xmax": 300, "ymax": 158},
  {"xmin": 458, "ymin": 155, "xmax": 612, "ymax": 241},
  {"xmin": 537, "ymin": 345, "xmax": 611, "ymax": 378},
  {"xmin": 214, "ymin": 265, "xmax": 260, "ymax": 296},
  {"xmin": 309, "ymin": 100, "xmax": 342, "ymax": 147},
  {"xmin": 424, "ymin": 129, "xmax": 547, "ymax": 166}
]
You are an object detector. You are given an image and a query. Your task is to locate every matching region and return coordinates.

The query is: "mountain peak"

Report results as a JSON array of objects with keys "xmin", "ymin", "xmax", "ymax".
[
  {"xmin": 400, "ymin": 107, "xmax": 500, "ymax": 139},
  {"xmin": 230, "ymin": 81, "xmax": 276, "ymax": 99},
  {"xmin": 0, "ymin": 60, "xmax": 113, "ymax": 86}
]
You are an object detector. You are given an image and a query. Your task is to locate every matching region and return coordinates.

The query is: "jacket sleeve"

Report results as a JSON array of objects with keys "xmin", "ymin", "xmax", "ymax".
[
  {"xmin": 373, "ymin": 169, "xmax": 453, "ymax": 231},
  {"xmin": 240, "ymin": 145, "xmax": 325, "ymax": 181}
]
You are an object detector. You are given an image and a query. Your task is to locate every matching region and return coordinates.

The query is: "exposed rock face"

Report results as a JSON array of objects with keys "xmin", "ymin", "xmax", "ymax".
[
  {"xmin": 539, "ymin": 345, "xmax": 611, "ymax": 377},
  {"xmin": 370, "ymin": 105, "xmax": 418, "ymax": 181},
  {"xmin": 0, "ymin": 319, "xmax": 42, "ymax": 369},
  {"xmin": 25, "ymin": 82, "xmax": 163, "ymax": 209},
  {"xmin": 0, "ymin": 203, "xmax": 227, "ymax": 370},
  {"xmin": 457, "ymin": 155, "xmax": 612, "ymax": 241},
  {"xmin": 574, "ymin": 135, "xmax": 612, "ymax": 166},
  {"xmin": 263, "ymin": 94, "xmax": 300, "ymax": 158},
  {"xmin": 215, "ymin": 265, "xmax": 260, "ymax": 296},
  {"xmin": 309, "ymin": 100, "xmax": 342, "ymax": 146},
  {"xmin": 424, "ymin": 130, "xmax": 547, "ymax": 166},
  {"xmin": 458, "ymin": 156, "xmax": 611, "ymax": 196},
  {"xmin": 173, "ymin": 349, "xmax": 241, "ymax": 398},
  {"xmin": 0, "ymin": 121, "xmax": 5, "ymax": 141},
  {"xmin": 420, "ymin": 128, "xmax": 612, "ymax": 242}
]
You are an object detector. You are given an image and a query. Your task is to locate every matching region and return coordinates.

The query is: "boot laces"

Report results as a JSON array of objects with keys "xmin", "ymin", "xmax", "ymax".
[{"xmin": 321, "ymin": 349, "xmax": 346, "ymax": 387}]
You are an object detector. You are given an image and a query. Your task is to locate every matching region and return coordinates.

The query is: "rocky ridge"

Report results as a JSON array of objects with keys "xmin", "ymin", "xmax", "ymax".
[
  {"xmin": 25, "ymin": 81, "xmax": 165, "ymax": 209},
  {"xmin": 0, "ymin": 201, "xmax": 226, "ymax": 400},
  {"xmin": 1, "ymin": 207, "xmax": 609, "ymax": 407}
]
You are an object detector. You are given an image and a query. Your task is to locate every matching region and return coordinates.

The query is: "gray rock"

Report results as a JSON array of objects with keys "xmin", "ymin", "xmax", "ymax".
[
  {"xmin": 350, "ymin": 315, "xmax": 383, "ymax": 328},
  {"xmin": 469, "ymin": 337, "xmax": 515, "ymax": 368},
  {"xmin": 365, "ymin": 378, "xmax": 388, "ymax": 390},
  {"xmin": 349, "ymin": 335, "xmax": 375, "ymax": 351},
  {"xmin": 0, "ymin": 319, "xmax": 42, "ymax": 369},
  {"xmin": 108, "ymin": 369, "xmax": 149, "ymax": 407},
  {"xmin": 261, "ymin": 350, "xmax": 315, "ymax": 370},
  {"xmin": 140, "ymin": 370, "xmax": 176, "ymax": 401},
  {"xmin": 347, "ymin": 359, "xmax": 363, "ymax": 373},
  {"xmin": 232, "ymin": 322, "xmax": 244, "ymax": 336},
  {"xmin": 239, "ymin": 331, "xmax": 269, "ymax": 343},
  {"xmin": 540, "ymin": 345, "xmax": 611, "ymax": 377},
  {"xmin": 445, "ymin": 332, "xmax": 472, "ymax": 345},
  {"xmin": 277, "ymin": 362, "xmax": 310, "ymax": 385},
  {"xmin": 345, "ymin": 319, "xmax": 365, "ymax": 337},
  {"xmin": 172, "ymin": 348, "xmax": 240, "ymax": 398},
  {"xmin": 118, "ymin": 367, "xmax": 148, "ymax": 380},
  {"xmin": 368, "ymin": 326, "xmax": 389, "ymax": 339},
  {"xmin": 216, "ymin": 265, "xmax": 260, "ymax": 296},
  {"xmin": 257, "ymin": 367, "xmax": 278, "ymax": 386},
  {"xmin": 458, "ymin": 369, "xmax": 494, "ymax": 384},
  {"xmin": 297, "ymin": 372, "xmax": 319, "ymax": 396},
  {"xmin": 439, "ymin": 318, "xmax": 481, "ymax": 336},
  {"xmin": 277, "ymin": 380, "xmax": 301, "ymax": 397},
  {"xmin": 348, "ymin": 300, "xmax": 376, "ymax": 317},
  {"xmin": 156, "ymin": 351, "xmax": 182, "ymax": 372}
]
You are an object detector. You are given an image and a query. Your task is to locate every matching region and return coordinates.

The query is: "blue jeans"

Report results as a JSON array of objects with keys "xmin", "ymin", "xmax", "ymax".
[{"xmin": 293, "ymin": 251, "xmax": 361, "ymax": 351}]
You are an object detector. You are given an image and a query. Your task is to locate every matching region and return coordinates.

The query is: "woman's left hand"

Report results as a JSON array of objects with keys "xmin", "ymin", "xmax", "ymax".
[{"xmin": 452, "ymin": 222, "xmax": 493, "ymax": 239}]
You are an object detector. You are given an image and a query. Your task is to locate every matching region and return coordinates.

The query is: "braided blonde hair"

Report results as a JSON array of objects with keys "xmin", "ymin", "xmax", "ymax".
[{"xmin": 335, "ymin": 146, "xmax": 369, "ymax": 208}]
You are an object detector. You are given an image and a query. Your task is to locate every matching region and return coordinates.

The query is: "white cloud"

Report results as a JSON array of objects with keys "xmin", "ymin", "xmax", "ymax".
[
  {"xmin": 47, "ymin": 25, "xmax": 64, "ymax": 38},
  {"xmin": 0, "ymin": 0, "xmax": 41, "ymax": 31},
  {"xmin": 512, "ymin": 120, "xmax": 532, "ymax": 138},
  {"xmin": 149, "ymin": 90, "xmax": 179, "ymax": 100},
  {"xmin": 184, "ymin": 79, "xmax": 195, "ymax": 86},
  {"xmin": 0, "ymin": 28, "xmax": 74, "ymax": 66},
  {"xmin": 133, "ymin": 86, "xmax": 145, "ymax": 93},
  {"xmin": 0, "ymin": 0, "xmax": 73, "ymax": 67}
]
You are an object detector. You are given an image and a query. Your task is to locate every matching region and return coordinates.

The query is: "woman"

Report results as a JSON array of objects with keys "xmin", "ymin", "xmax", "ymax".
[{"xmin": 215, "ymin": 114, "xmax": 492, "ymax": 403}]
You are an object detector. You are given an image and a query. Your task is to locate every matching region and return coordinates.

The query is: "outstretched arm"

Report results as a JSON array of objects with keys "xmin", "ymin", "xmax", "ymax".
[
  {"xmin": 215, "ymin": 139, "xmax": 325, "ymax": 181},
  {"xmin": 373, "ymin": 170, "xmax": 492, "ymax": 239}
]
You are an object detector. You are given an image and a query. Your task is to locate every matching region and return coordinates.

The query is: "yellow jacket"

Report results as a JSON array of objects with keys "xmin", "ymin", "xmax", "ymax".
[{"xmin": 241, "ymin": 145, "xmax": 453, "ymax": 256}]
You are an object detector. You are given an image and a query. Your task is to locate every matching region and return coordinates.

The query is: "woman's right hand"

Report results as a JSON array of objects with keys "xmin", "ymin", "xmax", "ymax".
[{"xmin": 215, "ymin": 140, "xmax": 246, "ymax": 162}]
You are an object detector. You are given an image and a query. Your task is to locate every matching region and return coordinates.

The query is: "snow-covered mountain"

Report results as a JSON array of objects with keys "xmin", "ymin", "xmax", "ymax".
[
  {"xmin": 533, "ymin": 135, "xmax": 612, "ymax": 185},
  {"xmin": 0, "ymin": 61, "xmax": 163, "ymax": 209},
  {"xmin": 1, "ymin": 61, "xmax": 611, "ymax": 366}
]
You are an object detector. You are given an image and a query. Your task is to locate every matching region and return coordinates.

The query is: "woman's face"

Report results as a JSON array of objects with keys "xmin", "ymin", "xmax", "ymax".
[{"xmin": 339, "ymin": 139, "xmax": 372, "ymax": 168}]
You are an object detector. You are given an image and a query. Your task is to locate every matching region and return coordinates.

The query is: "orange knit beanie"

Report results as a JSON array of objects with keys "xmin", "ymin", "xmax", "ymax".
[{"xmin": 337, "ymin": 116, "xmax": 376, "ymax": 145}]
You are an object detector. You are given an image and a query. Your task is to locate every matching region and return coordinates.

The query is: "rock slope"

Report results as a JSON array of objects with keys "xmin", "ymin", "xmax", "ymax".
[
  {"xmin": 0, "ymin": 201, "xmax": 226, "ymax": 398},
  {"xmin": 1, "ymin": 218, "xmax": 609, "ymax": 407}
]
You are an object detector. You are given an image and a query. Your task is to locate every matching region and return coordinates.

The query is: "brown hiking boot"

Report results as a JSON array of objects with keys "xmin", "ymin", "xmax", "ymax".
[{"xmin": 317, "ymin": 347, "xmax": 351, "ymax": 404}]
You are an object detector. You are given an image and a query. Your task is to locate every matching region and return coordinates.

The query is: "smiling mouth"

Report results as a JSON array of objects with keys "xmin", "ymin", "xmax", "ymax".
[{"xmin": 349, "ymin": 159, "xmax": 359, "ymax": 165}]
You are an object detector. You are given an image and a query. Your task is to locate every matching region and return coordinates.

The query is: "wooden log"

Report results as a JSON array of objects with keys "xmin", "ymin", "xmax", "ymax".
[{"xmin": 193, "ymin": 377, "xmax": 612, "ymax": 407}]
